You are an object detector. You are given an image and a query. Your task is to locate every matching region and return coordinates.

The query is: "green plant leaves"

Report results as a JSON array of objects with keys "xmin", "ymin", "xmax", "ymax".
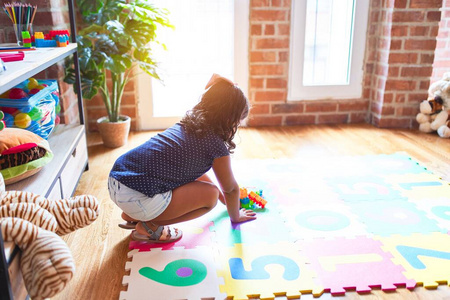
[
  {"xmin": 76, "ymin": 0, "xmax": 104, "ymax": 17},
  {"xmin": 105, "ymin": 54, "xmax": 132, "ymax": 73}
]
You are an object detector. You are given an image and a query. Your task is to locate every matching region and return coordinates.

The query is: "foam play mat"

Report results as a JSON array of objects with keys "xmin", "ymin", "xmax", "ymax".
[{"xmin": 120, "ymin": 153, "xmax": 450, "ymax": 299}]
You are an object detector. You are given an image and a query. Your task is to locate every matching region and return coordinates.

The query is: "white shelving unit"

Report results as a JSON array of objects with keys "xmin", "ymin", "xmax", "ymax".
[
  {"xmin": 1, "ymin": 45, "xmax": 87, "ymax": 197},
  {"xmin": 0, "ymin": 2, "xmax": 87, "ymax": 297},
  {"xmin": 0, "ymin": 44, "xmax": 77, "ymax": 93}
]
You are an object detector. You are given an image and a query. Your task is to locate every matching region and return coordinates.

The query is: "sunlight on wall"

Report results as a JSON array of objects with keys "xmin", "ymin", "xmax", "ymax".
[{"xmin": 151, "ymin": 0, "xmax": 234, "ymax": 117}]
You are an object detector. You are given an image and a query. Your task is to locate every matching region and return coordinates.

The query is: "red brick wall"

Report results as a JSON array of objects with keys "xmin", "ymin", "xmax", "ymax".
[
  {"xmin": 248, "ymin": 0, "xmax": 368, "ymax": 126},
  {"xmin": 431, "ymin": 0, "xmax": 450, "ymax": 84},
  {"xmin": 368, "ymin": 0, "xmax": 442, "ymax": 128},
  {"xmin": 4, "ymin": 1, "xmax": 447, "ymax": 130},
  {"xmin": 248, "ymin": 0, "xmax": 443, "ymax": 128}
]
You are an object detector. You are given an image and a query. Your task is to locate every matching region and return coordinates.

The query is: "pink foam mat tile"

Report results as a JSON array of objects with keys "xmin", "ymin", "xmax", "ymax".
[{"xmin": 299, "ymin": 236, "xmax": 416, "ymax": 296}]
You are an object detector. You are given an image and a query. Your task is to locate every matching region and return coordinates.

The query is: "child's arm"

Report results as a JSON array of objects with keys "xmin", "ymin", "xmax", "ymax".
[{"xmin": 212, "ymin": 155, "xmax": 257, "ymax": 223}]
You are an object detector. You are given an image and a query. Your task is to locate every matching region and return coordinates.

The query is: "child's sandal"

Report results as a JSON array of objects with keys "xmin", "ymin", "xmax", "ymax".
[
  {"xmin": 118, "ymin": 221, "xmax": 138, "ymax": 230},
  {"xmin": 131, "ymin": 222, "xmax": 182, "ymax": 244}
]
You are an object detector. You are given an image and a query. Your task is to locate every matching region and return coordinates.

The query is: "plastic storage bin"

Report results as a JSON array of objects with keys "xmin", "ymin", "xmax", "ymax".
[{"xmin": 0, "ymin": 79, "xmax": 60, "ymax": 139}]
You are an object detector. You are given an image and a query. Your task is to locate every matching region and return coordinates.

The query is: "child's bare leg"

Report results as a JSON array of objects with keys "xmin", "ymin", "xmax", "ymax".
[
  {"xmin": 196, "ymin": 173, "xmax": 225, "ymax": 204},
  {"xmin": 135, "ymin": 181, "xmax": 219, "ymax": 236}
]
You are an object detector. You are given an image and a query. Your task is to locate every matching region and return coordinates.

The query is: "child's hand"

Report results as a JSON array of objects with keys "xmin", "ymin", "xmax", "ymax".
[{"xmin": 232, "ymin": 208, "xmax": 257, "ymax": 223}]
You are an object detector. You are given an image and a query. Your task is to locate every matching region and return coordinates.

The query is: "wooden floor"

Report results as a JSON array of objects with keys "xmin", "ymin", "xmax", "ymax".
[{"xmin": 54, "ymin": 124, "xmax": 450, "ymax": 300}]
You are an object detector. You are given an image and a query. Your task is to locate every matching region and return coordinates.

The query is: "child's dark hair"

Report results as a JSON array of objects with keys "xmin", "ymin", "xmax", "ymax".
[{"xmin": 181, "ymin": 79, "xmax": 249, "ymax": 152}]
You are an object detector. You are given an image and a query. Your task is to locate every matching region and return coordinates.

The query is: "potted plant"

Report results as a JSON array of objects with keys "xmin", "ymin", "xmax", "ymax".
[{"xmin": 64, "ymin": 0, "xmax": 172, "ymax": 147}]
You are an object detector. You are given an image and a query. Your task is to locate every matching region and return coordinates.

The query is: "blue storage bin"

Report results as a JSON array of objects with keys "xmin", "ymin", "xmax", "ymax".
[{"xmin": 0, "ymin": 79, "xmax": 60, "ymax": 139}]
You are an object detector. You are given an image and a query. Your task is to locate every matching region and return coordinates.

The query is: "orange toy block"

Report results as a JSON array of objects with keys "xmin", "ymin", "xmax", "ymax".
[
  {"xmin": 239, "ymin": 187, "xmax": 248, "ymax": 199},
  {"xmin": 248, "ymin": 191, "xmax": 267, "ymax": 208}
]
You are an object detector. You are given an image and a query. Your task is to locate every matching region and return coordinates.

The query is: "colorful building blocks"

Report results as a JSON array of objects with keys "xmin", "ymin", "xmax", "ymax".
[
  {"xmin": 56, "ymin": 35, "xmax": 68, "ymax": 47},
  {"xmin": 34, "ymin": 31, "xmax": 69, "ymax": 48},
  {"xmin": 21, "ymin": 31, "xmax": 32, "ymax": 47},
  {"xmin": 35, "ymin": 38, "xmax": 57, "ymax": 47},
  {"xmin": 49, "ymin": 30, "xmax": 70, "ymax": 40},
  {"xmin": 239, "ymin": 187, "xmax": 267, "ymax": 209},
  {"xmin": 248, "ymin": 191, "xmax": 267, "ymax": 208},
  {"xmin": 34, "ymin": 32, "xmax": 44, "ymax": 40}
]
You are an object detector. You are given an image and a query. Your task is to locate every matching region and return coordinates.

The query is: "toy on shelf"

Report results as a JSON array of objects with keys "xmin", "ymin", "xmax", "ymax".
[
  {"xmin": 0, "ymin": 110, "xmax": 5, "ymax": 130},
  {"xmin": 239, "ymin": 187, "xmax": 267, "ymax": 209},
  {"xmin": 34, "ymin": 30, "xmax": 70, "ymax": 48},
  {"xmin": 22, "ymin": 31, "xmax": 32, "ymax": 47},
  {"xmin": 34, "ymin": 31, "xmax": 55, "ymax": 47},
  {"xmin": 55, "ymin": 34, "xmax": 68, "ymax": 47},
  {"xmin": 49, "ymin": 30, "xmax": 70, "ymax": 40},
  {"xmin": 0, "ymin": 51, "xmax": 25, "ymax": 62},
  {"xmin": 0, "ymin": 77, "xmax": 60, "ymax": 139}
]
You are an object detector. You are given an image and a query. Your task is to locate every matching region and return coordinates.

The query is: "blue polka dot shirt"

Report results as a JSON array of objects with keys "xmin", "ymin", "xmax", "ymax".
[{"xmin": 109, "ymin": 123, "xmax": 230, "ymax": 197}]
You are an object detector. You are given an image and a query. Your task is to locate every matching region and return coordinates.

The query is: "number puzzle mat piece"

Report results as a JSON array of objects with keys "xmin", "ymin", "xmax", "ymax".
[
  {"xmin": 209, "ymin": 204, "xmax": 294, "ymax": 246},
  {"xmin": 410, "ymin": 197, "xmax": 450, "ymax": 232},
  {"xmin": 386, "ymin": 173, "xmax": 450, "ymax": 200},
  {"xmin": 343, "ymin": 152, "xmax": 430, "ymax": 175},
  {"xmin": 301, "ymin": 236, "xmax": 416, "ymax": 295},
  {"xmin": 215, "ymin": 242, "xmax": 323, "ymax": 299},
  {"xmin": 279, "ymin": 202, "xmax": 367, "ymax": 240},
  {"xmin": 347, "ymin": 199, "xmax": 441, "ymax": 236},
  {"xmin": 121, "ymin": 247, "xmax": 226, "ymax": 300},
  {"xmin": 325, "ymin": 174, "xmax": 406, "ymax": 202},
  {"xmin": 264, "ymin": 177, "xmax": 341, "ymax": 207},
  {"xmin": 318, "ymin": 153, "xmax": 431, "ymax": 177},
  {"xmin": 376, "ymin": 232, "xmax": 450, "ymax": 289},
  {"xmin": 256, "ymin": 153, "xmax": 428, "ymax": 178}
]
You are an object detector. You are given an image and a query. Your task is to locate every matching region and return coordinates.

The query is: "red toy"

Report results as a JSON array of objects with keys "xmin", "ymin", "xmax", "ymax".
[
  {"xmin": 0, "ymin": 52, "xmax": 25, "ymax": 62},
  {"xmin": 8, "ymin": 88, "xmax": 28, "ymax": 99},
  {"xmin": 248, "ymin": 191, "xmax": 267, "ymax": 208}
]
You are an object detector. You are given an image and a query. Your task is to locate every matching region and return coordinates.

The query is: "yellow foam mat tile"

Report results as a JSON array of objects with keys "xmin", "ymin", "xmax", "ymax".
[
  {"xmin": 375, "ymin": 232, "xmax": 450, "ymax": 289},
  {"xmin": 215, "ymin": 242, "xmax": 323, "ymax": 300}
]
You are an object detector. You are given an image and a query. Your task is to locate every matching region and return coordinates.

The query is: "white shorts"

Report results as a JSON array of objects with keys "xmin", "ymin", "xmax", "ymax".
[{"xmin": 108, "ymin": 177, "xmax": 172, "ymax": 221}]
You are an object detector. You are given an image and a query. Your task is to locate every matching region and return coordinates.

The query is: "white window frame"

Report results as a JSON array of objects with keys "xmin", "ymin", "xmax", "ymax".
[
  {"xmin": 288, "ymin": 0, "xmax": 369, "ymax": 101},
  {"xmin": 137, "ymin": 0, "xmax": 249, "ymax": 130}
]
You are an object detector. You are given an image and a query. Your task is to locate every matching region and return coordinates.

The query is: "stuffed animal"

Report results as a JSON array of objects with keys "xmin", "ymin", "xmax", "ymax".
[
  {"xmin": 0, "ymin": 172, "xmax": 99, "ymax": 300},
  {"xmin": 416, "ymin": 72, "xmax": 450, "ymax": 138}
]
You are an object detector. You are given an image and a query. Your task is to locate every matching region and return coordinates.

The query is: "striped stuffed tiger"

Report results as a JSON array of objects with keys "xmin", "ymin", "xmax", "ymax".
[
  {"xmin": 0, "ymin": 191, "xmax": 99, "ymax": 235},
  {"xmin": 0, "ymin": 217, "xmax": 75, "ymax": 300},
  {"xmin": 0, "ymin": 174, "xmax": 100, "ymax": 299}
]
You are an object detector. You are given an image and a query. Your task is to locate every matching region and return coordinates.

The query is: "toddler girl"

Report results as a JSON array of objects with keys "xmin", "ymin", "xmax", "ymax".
[{"xmin": 108, "ymin": 74, "xmax": 256, "ymax": 243}]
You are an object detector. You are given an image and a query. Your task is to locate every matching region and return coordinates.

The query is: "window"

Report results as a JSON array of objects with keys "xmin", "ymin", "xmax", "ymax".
[
  {"xmin": 288, "ymin": 0, "xmax": 369, "ymax": 100},
  {"xmin": 138, "ymin": 0, "xmax": 249, "ymax": 130}
]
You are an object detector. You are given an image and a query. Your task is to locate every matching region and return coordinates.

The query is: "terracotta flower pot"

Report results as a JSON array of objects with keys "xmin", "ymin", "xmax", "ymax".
[{"xmin": 97, "ymin": 115, "xmax": 131, "ymax": 148}]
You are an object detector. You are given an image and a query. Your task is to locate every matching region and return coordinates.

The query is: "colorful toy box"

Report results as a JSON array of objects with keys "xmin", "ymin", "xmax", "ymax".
[{"xmin": 0, "ymin": 78, "xmax": 60, "ymax": 139}]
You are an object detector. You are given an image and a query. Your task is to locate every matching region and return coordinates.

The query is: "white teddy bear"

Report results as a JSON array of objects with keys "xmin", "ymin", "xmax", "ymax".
[{"xmin": 416, "ymin": 72, "xmax": 450, "ymax": 138}]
